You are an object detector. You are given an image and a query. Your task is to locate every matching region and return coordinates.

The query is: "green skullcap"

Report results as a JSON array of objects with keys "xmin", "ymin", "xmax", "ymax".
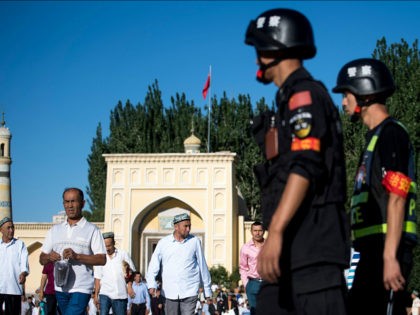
[
  {"xmin": 173, "ymin": 213, "xmax": 190, "ymax": 225},
  {"xmin": 0, "ymin": 217, "xmax": 12, "ymax": 228},
  {"xmin": 102, "ymin": 232, "xmax": 115, "ymax": 239}
]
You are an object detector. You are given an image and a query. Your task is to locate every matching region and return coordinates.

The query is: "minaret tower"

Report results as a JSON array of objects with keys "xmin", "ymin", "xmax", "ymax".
[{"xmin": 0, "ymin": 113, "xmax": 12, "ymax": 221}]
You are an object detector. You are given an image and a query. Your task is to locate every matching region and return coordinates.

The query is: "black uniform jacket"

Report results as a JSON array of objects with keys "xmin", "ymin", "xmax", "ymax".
[{"xmin": 252, "ymin": 67, "xmax": 350, "ymax": 271}]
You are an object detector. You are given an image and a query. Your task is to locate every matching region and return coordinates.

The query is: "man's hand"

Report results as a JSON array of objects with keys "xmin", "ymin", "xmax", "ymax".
[
  {"xmin": 128, "ymin": 287, "xmax": 135, "ymax": 298},
  {"xmin": 257, "ymin": 173, "xmax": 309, "ymax": 283},
  {"xmin": 63, "ymin": 248, "xmax": 79, "ymax": 260},
  {"xmin": 94, "ymin": 294, "xmax": 100, "ymax": 309},
  {"xmin": 383, "ymin": 256, "xmax": 405, "ymax": 291},
  {"xmin": 19, "ymin": 272, "xmax": 27, "ymax": 285},
  {"xmin": 49, "ymin": 250, "xmax": 61, "ymax": 262},
  {"xmin": 257, "ymin": 232, "xmax": 282, "ymax": 283}
]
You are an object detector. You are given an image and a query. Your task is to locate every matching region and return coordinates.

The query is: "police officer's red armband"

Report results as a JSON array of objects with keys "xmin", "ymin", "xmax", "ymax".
[{"xmin": 382, "ymin": 171, "xmax": 411, "ymax": 198}]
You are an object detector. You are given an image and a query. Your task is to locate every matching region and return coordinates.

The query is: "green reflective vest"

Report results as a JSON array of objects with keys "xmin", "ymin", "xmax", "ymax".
[{"xmin": 350, "ymin": 119, "xmax": 417, "ymax": 246}]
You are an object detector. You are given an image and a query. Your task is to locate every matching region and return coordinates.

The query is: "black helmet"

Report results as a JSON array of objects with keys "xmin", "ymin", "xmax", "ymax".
[
  {"xmin": 245, "ymin": 8, "xmax": 316, "ymax": 60},
  {"xmin": 332, "ymin": 58, "xmax": 395, "ymax": 98}
]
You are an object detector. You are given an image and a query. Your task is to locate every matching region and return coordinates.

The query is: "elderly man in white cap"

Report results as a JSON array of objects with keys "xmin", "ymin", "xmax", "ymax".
[
  {"xmin": 94, "ymin": 232, "xmax": 137, "ymax": 315},
  {"xmin": 146, "ymin": 213, "xmax": 212, "ymax": 315},
  {"xmin": 0, "ymin": 217, "xmax": 29, "ymax": 314}
]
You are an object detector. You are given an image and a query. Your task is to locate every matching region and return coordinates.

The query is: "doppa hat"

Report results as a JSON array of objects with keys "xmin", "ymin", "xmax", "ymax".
[
  {"xmin": 102, "ymin": 232, "xmax": 115, "ymax": 239},
  {"xmin": 173, "ymin": 213, "xmax": 190, "ymax": 225},
  {"xmin": 0, "ymin": 217, "xmax": 12, "ymax": 228}
]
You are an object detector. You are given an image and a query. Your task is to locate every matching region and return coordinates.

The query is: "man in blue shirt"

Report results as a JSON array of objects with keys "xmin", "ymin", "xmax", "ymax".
[
  {"xmin": 146, "ymin": 213, "xmax": 212, "ymax": 315},
  {"xmin": 129, "ymin": 272, "xmax": 151, "ymax": 315}
]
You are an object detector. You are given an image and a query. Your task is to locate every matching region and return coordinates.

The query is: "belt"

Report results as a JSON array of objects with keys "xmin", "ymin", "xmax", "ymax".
[
  {"xmin": 248, "ymin": 277, "xmax": 263, "ymax": 282},
  {"xmin": 132, "ymin": 303, "xmax": 146, "ymax": 306}
]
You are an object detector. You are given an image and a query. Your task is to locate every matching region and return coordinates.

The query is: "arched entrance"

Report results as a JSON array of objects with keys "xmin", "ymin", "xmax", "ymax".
[
  {"xmin": 130, "ymin": 197, "xmax": 205, "ymax": 273},
  {"xmin": 103, "ymin": 152, "xmax": 239, "ymax": 274}
]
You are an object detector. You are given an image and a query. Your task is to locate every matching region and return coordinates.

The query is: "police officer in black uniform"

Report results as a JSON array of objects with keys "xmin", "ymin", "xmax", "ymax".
[
  {"xmin": 333, "ymin": 58, "xmax": 417, "ymax": 315},
  {"xmin": 245, "ymin": 8, "xmax": 350, "ymax": 315}
]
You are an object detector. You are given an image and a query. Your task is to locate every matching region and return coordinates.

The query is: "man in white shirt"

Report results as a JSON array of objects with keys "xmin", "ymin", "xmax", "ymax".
[
  {"xmin": 146, "ymin": 213, "xmax": 212, "ymax": 315},
  {"xmin": 0, "ymin": 217, "xmax": 29, "ymax": 314},
  {"xmin": 39, "ymin": 187, "xmax": 106, "ymax": 315},
  {"xmin": 412, "ymin": 290, "xmax": 420, "ymax": 315},
  {"xmin": 94, "ymin": 231, "xmax": 136, "ymax": 315}
]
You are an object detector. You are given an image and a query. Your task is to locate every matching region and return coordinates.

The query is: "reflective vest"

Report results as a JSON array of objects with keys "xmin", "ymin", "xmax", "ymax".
[{"xmin": 351, "ymin": 119, "xmax": 417, "ymax": 246}]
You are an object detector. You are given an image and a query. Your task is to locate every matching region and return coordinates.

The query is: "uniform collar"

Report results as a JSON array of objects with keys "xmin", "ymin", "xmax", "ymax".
[
  {"xmin": 366, "ymin": 116, "xmax": 393, "ymax": 139},
  {"xmin": 280, "ymin": 67, "xmax": 312, "ymax": 93}
]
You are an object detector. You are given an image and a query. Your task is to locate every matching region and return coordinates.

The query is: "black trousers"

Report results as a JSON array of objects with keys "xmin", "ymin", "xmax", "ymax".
[
  {"xmin": 45, "ymin": 293, "xmax": 60, "ymax": 315},
  {"xmin": 348, "ymin": 246, "xmax": 413, "ymax": 315},
  {"xmin": 257, "ymin": 264, "xmax": 348, "ymax": 315},
  {"xmin": 131, "ymin": 302, "xmax": 146, "ymax": 315},
  {"xmin": 0, "ymin": 294, "xmax": 21, "ymax": 315}
]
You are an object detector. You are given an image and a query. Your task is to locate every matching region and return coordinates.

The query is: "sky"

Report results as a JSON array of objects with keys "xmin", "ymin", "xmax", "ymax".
[{"xmin": 1, "ymin": 1, "xmax": 419, "ymax": 222}]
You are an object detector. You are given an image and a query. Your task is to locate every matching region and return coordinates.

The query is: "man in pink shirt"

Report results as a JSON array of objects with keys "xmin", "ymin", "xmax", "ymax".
[
  {"xmin": 239, "ymin": 222, "xmax": 265, "ymax": 315},
  {"xmin": 39, "ymin": 262, "xmax": 60, "ymax": 315}
]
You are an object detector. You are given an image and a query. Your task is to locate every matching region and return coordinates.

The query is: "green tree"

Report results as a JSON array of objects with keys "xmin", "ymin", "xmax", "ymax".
[
  {"xmin": 228, "ymin": 267, "xmax": 241, "ymax": 290},
  {"xmin": 108, "ymin": 100, "xmax": 141, "ymax": 153},
  {"xmin": 209, "ymin": 265, "xmax": 230, "ymax": 288},
  {"xmin": 207, "ymin": 93, "xmax": 266, "ymax": 220},
  {"xmin": 340, "ymin": 111, "xmax": 365, "ymax": 211},
  {"xmin": 166, "ymin": 92, "xmax": 201, "ymax": 153},
  {"xmin": 86, "ymin": 123, "xmax": 108, "ymax": 221}
]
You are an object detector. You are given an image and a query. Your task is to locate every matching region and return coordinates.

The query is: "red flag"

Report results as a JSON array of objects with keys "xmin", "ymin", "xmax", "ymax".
[{"xmin": 202, "ymin": 74, "xmax": 211, "ymax": 99}]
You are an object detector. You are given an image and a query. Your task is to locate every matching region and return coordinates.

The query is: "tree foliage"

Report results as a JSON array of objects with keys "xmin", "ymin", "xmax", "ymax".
[
  {"xmin": 86, "ymin": 123, "xmax": 107, "ymax": 221},
  {"xmin": 86, "ymin": 81, "xmax": 266, "ymax": 222},
  {"xmin": 209, "ymin": 265, "xmax": 240, "ymax": 290}
]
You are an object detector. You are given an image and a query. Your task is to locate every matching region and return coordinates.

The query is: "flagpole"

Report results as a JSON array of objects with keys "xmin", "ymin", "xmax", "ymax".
[{"xmin": 207, "ymin": 65, "xmax": 212, "ymax": 153}]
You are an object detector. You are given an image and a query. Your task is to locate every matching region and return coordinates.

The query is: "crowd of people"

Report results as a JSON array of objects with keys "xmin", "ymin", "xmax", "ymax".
[{"xmin": 0, "ymin": 5, "xmax": 419, "ymax": 315}]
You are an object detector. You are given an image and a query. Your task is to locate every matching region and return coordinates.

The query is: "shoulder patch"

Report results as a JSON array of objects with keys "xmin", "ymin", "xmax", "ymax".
[
  {"xmin": 289, "ymin": 90, "xmax": 312, "ymax": 111},
  {"xmin": 289, "ymin": 111, "xmax": 312, "ymax": 139}
]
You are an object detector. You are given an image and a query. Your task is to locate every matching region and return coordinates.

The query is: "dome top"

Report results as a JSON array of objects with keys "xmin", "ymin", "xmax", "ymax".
[
  {"xmin": 0, "ymin": 114, "xmax": 11, "ymax": 137},
  {"xmin": 184, "ymin": 133, "xmax": 201, "ymax": 145},
  {"xmin": 0, "ymin": 127, "xmax": 11, "ymax": 137}
]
